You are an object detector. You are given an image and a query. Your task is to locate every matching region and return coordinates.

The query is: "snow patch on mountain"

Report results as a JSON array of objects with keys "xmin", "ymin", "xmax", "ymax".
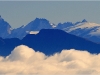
[
  {"xmin": 68, "ymin": 22, "xmax": 100, "ymax": 32},
  {"xmin": 50, "ymin": 23, "xmax": 56, "ymax": 28},
  {"xmin": 1, "ymin": 16, "xmax": 100, "ymax": 43},
  {"xmin": 89, "ymin": 27, "xmax": 100, "ymax": 36},
  {"xmin": 29, "ymin": 31, "xmax": 39, "ymax": 34},
  {"xmin": 60, "ymin": 21, "xmax": 100, "ymax": 42}
]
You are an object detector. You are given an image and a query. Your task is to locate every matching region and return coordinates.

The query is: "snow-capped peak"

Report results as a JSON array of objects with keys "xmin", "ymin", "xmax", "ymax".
[
  {"xmin": 69, "ymin": 22, "xmax": 100, "ymax": 31},
  {"xmin": 61, "ymin": 21, "xmax": 100, "ymax": 42}
]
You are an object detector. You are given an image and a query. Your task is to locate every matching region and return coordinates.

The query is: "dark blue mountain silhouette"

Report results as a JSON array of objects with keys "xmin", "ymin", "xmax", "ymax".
[
  {"xmin": 0, "ymin": 38, "xmax": 21, "ymax": 56},
  {"xmin": 22, "ymin": 29, "xmax": 100, "ymax": 55},
  {"xmin": 0, "ymin": 29, "xmax": 100, "ymax": 56}
]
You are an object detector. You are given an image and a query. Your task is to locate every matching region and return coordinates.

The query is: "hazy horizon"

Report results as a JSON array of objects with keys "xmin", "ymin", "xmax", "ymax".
[{"xmin": 0, "ymin": 1, "xmax": 100, "ymax": 28}]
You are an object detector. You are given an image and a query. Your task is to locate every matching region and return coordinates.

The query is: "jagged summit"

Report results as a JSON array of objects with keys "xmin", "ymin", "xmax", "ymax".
[
  {"xmin": 7, "ymin": 17, "xmax": 53, "ymax": 39},
  {"xmin": 24, "ymin": 17, "xmax": 52, "ymax": 31},
  {"xmin": 0, "ymin": 17, "xmax": 100, "ymax": 43},
  {"xmin": 33, "ymin": 18, "xmax": 50, "ymax": 24},
  {"xmin": 34, "ymin": 17, "xmax": 48, "ymax": 21},
  {"xmin": 82, "ymin": 19, "xmax": 87, "ymax": 23}
]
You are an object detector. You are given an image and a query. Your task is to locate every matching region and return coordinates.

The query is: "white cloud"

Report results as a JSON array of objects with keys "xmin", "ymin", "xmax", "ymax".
[{"xmin": 0, "ymin": 45, "xmax": 100, "ymax": 74}]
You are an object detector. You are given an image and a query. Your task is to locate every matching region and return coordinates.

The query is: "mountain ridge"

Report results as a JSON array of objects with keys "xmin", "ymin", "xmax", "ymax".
[
  {"xmin": 0, "ymin": 29, "xmax": 100, "ymax": 56},
  {"xmin": 0, "ymin": 16, "xmax": 100, "ymax": 42}
]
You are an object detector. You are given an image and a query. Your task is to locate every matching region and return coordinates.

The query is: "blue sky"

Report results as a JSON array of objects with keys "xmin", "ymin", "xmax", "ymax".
[{"xmin": 0, "ymin": 1, "xmax": 100, "ymax": 28}]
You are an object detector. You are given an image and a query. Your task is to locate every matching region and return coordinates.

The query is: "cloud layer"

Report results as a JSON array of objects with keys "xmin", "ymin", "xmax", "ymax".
[{"xmin": 0, "ymin": 45, "xmax": 100, "ymax": 74}]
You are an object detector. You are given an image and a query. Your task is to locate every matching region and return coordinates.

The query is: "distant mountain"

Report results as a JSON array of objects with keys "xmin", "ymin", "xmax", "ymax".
[
  {"xmin": 55, "ymin": 19, "xmax": 87, "ymax": 30},
  {"xmin": 0, "ymin": 29, "xmax": 100, "ymax": 56},
  {"xmin": 55, "ymin": 22, "xmax": 74, "ymax": 29},
  {"xmin": 24, "ymin": 18, "xmax": 52, "ymax": 31},
  {"xmin": 8, "ymin": 25, "xmax": 27, "ymax": 38},
  {"xmin": 22, "ymin": 29, "xmax": 100, "ymax": 55},
  {"xmin": 0, "ymin": 16, "xmax": 12, "ymax": 38},
  {"xmin": 56, "ymin": 20, "xmax": 100, "ymax": 43},
  {"xmin": 0, "ymin": 16, "xmax": 100, "ymax": 43},
  {"xmin": 8, "ymin": 18, "xmax": 52, "ymax": 39}
]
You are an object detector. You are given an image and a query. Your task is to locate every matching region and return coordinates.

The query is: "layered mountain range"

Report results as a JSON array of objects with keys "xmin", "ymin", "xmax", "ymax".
[
  {"xmin": 1, "ymin": 16, "xmax": 100, "ymax": 43},
  {"xmin": 55, "ymin": 19, "xmax": 100, "ymax": 43},
  {"xmin": 0, "ymin": 29, "xmax": 100, "ymax": 56}
]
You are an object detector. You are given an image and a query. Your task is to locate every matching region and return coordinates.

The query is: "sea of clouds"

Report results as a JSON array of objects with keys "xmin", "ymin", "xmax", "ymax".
[{"xmin": 0, "ymin": 45, "xmax": 100, "ymax": 75}]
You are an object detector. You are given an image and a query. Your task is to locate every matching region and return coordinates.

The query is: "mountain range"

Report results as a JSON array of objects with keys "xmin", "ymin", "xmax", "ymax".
[
  {"xmin": 0, "ymin": 29, "xmax": 100, "ymax": 56},
  {"xmin": 0, "ymin": 16, "xmax": 100, "ymax": 43},
  {"xmin": 55, "ymin": 19, "xmax": 100, "ymax": 43}
]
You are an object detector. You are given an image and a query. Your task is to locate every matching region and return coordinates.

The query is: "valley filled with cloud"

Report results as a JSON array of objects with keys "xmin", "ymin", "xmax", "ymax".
[{"xmin": 0, "ymin": 45, "xmax": 100, "ymax": 74}]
